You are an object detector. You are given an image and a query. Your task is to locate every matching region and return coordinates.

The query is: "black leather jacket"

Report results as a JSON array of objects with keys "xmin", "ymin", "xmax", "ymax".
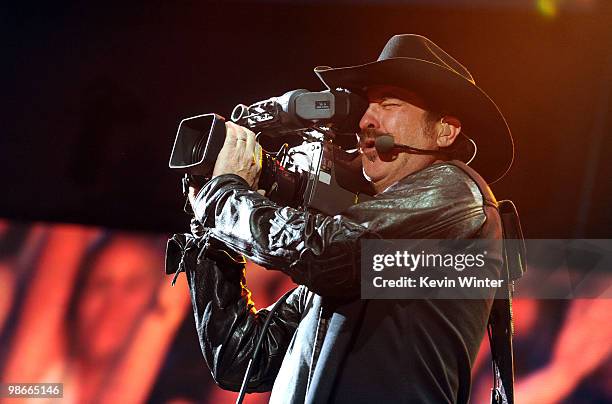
[{"xmin": 166, "ymin": 161, "xmax": 503, "ymax": 403}]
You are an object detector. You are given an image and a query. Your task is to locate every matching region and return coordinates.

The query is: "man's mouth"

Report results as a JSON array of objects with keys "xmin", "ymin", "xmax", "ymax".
[
  {"xmin": 360, "ymin": 132, "xmax": 398, "ymax": 163},
  {"xmin": 362, "ymin": 138, "xmax": 376, "ymax": 150},
  {"xmin": 359, "ymin": 129, "xmax": 398, "ymax": 162},
  {"xmin": 359, "ymin": 129, "xmax": 391, "ymax": 151},
  {"xmin": 361, "ymin": 138, "xmax": 378, "ymax": 162}
]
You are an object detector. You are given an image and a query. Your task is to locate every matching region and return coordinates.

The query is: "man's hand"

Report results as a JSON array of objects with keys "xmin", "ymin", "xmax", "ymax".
[
  {"xmin": 213, "ymin": 122, "xmax": 262, "ymax": 187},
  {"xmin": 188, "ymin": 122, "xmax": 262, "ymax": 210}
]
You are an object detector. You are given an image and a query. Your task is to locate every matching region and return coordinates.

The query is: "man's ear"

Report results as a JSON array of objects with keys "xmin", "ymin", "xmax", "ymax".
[{"xmin": 436, "ymin": 116, "xmax": 462, "ymax": 148}]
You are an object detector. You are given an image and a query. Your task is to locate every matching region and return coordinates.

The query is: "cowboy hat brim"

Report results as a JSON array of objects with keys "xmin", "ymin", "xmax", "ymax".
[{"xmin": 315, "ymin": 57, "xmax": 514, "ymax": 184}]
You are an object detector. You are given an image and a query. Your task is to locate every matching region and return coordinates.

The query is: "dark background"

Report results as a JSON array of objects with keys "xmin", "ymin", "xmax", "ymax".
[{"xmin": 2, "ymin": 0, "xmax": 611, "ymax": 237}]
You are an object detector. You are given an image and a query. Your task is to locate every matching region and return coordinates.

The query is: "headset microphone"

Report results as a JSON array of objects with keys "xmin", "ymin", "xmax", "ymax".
[{"xmin": 374, "ymin": 134, "xmax": 448, "ymax": 156}]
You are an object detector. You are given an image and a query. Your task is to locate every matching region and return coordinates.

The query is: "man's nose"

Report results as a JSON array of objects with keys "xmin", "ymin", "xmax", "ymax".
[{"xmin": 359, "ymin": 103, "xmax": 381, "ymax": 131}]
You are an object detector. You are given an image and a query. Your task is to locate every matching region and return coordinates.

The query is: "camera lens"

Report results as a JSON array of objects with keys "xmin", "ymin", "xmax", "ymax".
[{"xmin": 192, "ymin": 135, "xmax": 207, "ymax": 166}]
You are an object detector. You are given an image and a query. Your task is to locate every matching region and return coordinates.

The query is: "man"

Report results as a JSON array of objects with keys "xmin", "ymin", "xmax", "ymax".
[{"xmin": 167, "ymin": 34, "xmax": 514, "ymax": 403}]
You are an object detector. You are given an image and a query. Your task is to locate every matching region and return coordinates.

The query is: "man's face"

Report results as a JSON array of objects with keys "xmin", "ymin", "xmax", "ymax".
[{"xmin": 358, "ymin": 85, "xmax": 439, "ymax": 193}]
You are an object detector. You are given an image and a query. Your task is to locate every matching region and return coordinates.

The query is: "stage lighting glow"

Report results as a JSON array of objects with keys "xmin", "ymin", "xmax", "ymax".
[{"xmin": 537, "ymin": 0, "xmax": 559, "ymax": 18}]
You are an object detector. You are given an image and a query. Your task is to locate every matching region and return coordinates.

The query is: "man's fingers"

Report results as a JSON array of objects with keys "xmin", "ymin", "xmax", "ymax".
[
  {"xmin": 244, "ymin": 129, "xmax": 260, "ymax": 166},
  {"xmin": 229, "ymin": 122, "xmax": 259, "ymax": 166},
  {"xmin": 226, "ymin": 121, "xmax": 248, "ymax": 142},
  {"xmin": 253, "ymin": 143, "xmax": 263, "ymax": 170},
  {"xmin": 224, "ymin": 122, "xmax": 239, "ymax": 144},
  {"xmin": 244, "ymin": 127, "xmax": 255, "ymax": 150},
  {"xmin": 213, "ymin": 121, "xmax": 261, "ymax": 189}
]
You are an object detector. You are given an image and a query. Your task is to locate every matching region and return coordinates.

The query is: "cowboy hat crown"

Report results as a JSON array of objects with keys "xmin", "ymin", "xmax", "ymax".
[{"xmin": 315, "ymin": 34, "xmax": 514, "ymax": 184}]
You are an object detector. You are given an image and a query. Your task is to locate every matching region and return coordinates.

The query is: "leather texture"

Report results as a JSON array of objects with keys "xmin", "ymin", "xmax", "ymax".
[{"xmin": 166, "ymin": 160, "xmax": 502, "ymax": 402}]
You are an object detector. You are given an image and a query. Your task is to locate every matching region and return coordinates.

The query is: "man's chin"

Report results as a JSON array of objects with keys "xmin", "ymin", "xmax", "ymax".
[
  {"xmin": 377, "ymin": 152, "xmax": 397, "ymax": 162},
  {"xmin": 362, "ymin": 164, "xmax": 386, "ymax": 184}
]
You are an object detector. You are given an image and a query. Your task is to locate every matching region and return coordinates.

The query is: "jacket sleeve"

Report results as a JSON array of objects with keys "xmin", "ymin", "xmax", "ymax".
[
  {"xmin": 192, "ymin": 165, "xmax": 488, "ymax": 297},
  {"xmin": 166, "ymin": 232, "xmax": 304, "ymax": 392},
  {"xmin": 176, "ymin": 164, "xmax": 489, "ymax": 392}
]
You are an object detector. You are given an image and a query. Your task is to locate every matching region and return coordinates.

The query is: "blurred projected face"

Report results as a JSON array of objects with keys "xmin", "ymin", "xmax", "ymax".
[{"xmin": 76, "ymin": 237, "xmax": 160, "ymax": 362}]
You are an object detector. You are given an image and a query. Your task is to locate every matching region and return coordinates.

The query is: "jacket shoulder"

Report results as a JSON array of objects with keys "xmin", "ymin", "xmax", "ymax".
[
  {"xmin": 386, "ymin": 161, "xmax": 495, "ymax": 209},
  {"xmin": 343, "ymin": 162, "xmax": 494, "ymax": 238},
  {"xmin": 445, "ymin": 160, "xmax": 498, "ymax": 207}
]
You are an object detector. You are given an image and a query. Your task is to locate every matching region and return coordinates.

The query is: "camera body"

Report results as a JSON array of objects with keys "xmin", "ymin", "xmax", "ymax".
[{"xmin": 169, "ymin": 89, "xmax": 374, "ymax": 215}]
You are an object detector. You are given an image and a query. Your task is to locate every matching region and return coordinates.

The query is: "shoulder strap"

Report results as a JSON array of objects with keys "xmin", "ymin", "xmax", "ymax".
[{"xmin": 488, "ymin": 200, "xmax": 526, "ymax": 404}]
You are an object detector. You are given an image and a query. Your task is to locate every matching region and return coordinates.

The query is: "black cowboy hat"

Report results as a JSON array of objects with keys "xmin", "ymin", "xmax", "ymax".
[{"xmin": 315, "ymin": 34, "xmax": 514, "ymax": 184}]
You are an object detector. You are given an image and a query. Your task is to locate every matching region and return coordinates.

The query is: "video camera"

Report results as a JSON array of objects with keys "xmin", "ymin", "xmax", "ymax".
[{"xmin": 169, "ymin": 89, "xmax": 375, "ymax": 215}]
